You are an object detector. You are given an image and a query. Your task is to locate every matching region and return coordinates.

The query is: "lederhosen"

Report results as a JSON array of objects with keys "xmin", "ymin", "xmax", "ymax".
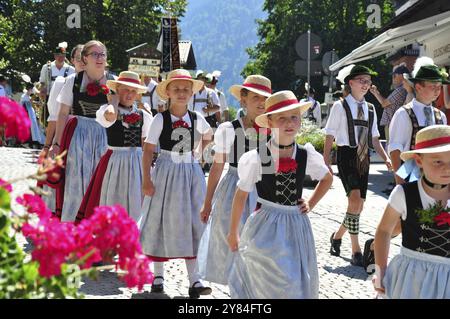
[
  {"xmin": 143, "ymin": 86, "xmax": 158, "ymax": 116},
  {"xmin": 193, "ymin": 91, "xmax": 218, "ymax": 128},
  {"xmin": 306, "ymin": 100, "xmax": 319, "ymax": 124},
  {"xmin": 401, "ymin": 182, "xmax": 450, "ymax": 257},
  {"xmin": 256, "ymin": 145, "xmax": 307, "ymax": 208},
  {"xmin": 400, "ymin": 103, "xmax": 443, "ymax": 181},
  {"xmin": 402, "ymin": 102, "xmax": 444, "ymax": 150},
  {"xmin": 159, "ymin": 110, "xmax": 201, "ymax": 153},
  {"xmin": 337, "ymin": 99, "xmax": 374, "ymax": 199}
]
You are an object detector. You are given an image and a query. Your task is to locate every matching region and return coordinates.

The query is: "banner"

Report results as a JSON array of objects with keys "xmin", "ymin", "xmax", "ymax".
[{"xmin": 160, "ymin": 17, "xmax": 180, "ymax": 72}]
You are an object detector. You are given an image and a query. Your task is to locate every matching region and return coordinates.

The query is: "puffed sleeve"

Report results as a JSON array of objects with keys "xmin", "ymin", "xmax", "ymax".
[
  {"xmin": 144, "ymin": 113, "xmax": 163, "ymax": 145},
  {"xmin": 56, "ymin": 73, "xmax": 76, "ymax": 107},
  {"xmin": 304, "ymin": 143, "xmax": 329, "ymax": 181},
  {"xmin": 195, "ymin": 112, "xmax": 213, "ymax": 135},
  {"xmin": 141, "ymin": 109, "xmax": 154, "ymax": 138},
  {"xmin": 47, "ymin": 77, "xmax": 66, "ymax": 121},
  {"xmin": 387, "ymin": 185, "xmax": 406, "ymax": 220},
  {"xmin": 236, "ymin": 149, "xmax": 262, "ymax": 193},
  {"xmin": 95, "ymin": 104, "xmax": 116, "ymax": 128},
  {"xmin": 213, "ymin": 122, "xmax": 235, "ymax": 154},
  {"xmin": 324, "ymin": 100, "xmax": 343, "ymax": 138}
]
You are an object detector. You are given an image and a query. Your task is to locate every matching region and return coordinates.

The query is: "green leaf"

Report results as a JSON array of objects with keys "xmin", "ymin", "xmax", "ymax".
[{"xmin": 0, "ymin": 188, "xmax": 11, "ymax": 210}]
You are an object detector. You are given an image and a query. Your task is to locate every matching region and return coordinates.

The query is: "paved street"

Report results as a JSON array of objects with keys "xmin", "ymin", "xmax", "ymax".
[{"xmin": 0, "ymin": 146, "xmax": 400, "ymax": 299}]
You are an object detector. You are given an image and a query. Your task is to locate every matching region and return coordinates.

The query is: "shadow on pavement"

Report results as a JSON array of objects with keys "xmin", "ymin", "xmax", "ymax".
[
  {"xmin": 131, "ymin": 291, "xmax": 171, "ymax": 299},
  {"xmin": 79, "ymin": 271, "xmax": 125, "ymax": 296},
  {"xmin": 322, "ymin": 263, "xmax": 368, "ymax": 281}
]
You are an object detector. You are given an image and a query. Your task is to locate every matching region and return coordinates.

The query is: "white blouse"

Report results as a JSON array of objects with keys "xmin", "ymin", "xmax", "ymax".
[
  {"xmin": 324, "ymin": 94, "xmax": 380, "ymax": 146},
  {"xmin": 96, "ymin": 103, "xmax": 153, "ymax": 139},
  {"xmin": 388, "ymin": 178, "xmax": 450, "ymax": 220},
  {"xmin": 144, "ymin": 111, "xmax": 212, "ymax": 145},
  {"xmin": 213, "ymin": 119, "xmax": 248, "ymax": 154},
  {"xmin": 237, "ymin": 142, "xmax": 330, "ymax": 193},
  {"xmin": 47, "ymin": 76, "xmax": 66, "ymax": 121}
]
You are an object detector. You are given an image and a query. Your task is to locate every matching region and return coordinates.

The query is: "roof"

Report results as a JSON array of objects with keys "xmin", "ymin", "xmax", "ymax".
[{"xmin": 330, "ymin": 10, "xmax": 450, "ymax": 71}]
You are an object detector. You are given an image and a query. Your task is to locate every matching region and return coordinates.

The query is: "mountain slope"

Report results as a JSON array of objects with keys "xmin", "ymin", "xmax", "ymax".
[{"xmin": 179, "ymin": 0, "xmax": 265, "ymax": 108}]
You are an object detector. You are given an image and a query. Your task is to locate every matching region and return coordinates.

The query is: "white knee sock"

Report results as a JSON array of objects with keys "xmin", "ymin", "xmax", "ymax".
[
  {"xmin": 153, "ymin": 262, "xmax": 164, "ymax": 285},
  {"xmin": 185, "ymin": 259, "xmax": 202, "ymax": 287}
]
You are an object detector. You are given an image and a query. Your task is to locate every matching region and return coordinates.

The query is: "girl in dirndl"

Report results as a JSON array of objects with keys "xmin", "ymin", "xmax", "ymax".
[
  {"xmin": 138, "ymin": 69, "xmax": 213, "ymax": 298},
  {"xmin": 50, "ymin": 40, "xmax": 112, "ymax": 221},
  {"xmin": 227, "ymin": 91, "xmax": 333, "ymax": 299},
  {"xmin": 196, "ymin": 75, "xmax": 272, "ymax": 285},
  {"xmin": 374, "ymin": 125, "xmax": 450, "ymax": 298},
  {"xmin": 75, "ymin": 71, "xmax": 152, "ymax": 223}
]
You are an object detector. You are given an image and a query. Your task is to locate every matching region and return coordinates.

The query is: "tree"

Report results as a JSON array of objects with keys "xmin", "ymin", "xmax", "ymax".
[
  {"xmin": 0, "ymin": 0, "xmax": 186, "ymax": 90},
  {"xmin": 243, "ymin": 0, "xmax": 395, "ymax": 101}
]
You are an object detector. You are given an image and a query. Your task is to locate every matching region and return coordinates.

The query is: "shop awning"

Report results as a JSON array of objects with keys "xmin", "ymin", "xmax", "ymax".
[{"xmin": 329, "ymin": 10, "xmax": 450, "ymax": 71}]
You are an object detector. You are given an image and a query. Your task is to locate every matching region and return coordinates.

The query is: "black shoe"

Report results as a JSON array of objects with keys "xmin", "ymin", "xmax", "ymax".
[
  {"xmin": 363, "ymin": 238, "xmax": 375, "ymax": 274},
  {"xmin": 329, "ymin": 232, "xmax": 341, "ymax": 256},
  {"xmin": 351, "ymin": 252, "xmax": 364, "ymax": 267},
  {"xmin": 188, "ymin": 281, "xmax": 212, "ymax": 299},
  {"xmin": 151, "ymin": 276, "xmax": 164, "ymax": 293}
]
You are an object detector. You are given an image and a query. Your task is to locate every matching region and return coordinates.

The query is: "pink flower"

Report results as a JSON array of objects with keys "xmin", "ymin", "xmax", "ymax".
[
  {"xmin": 17, "ymin": 194, "xmax": 52, "ymax": 220},
  {"xmin": 121, "ymin": 256, "xmax": 153, "ymax": 291},
  {"xmin": 0, "ymin": 97, "xmax": 31, "ymax": 142},
  {"xmin": 0, "ymin": 178, "xmax": 12, "ymax": 192}
]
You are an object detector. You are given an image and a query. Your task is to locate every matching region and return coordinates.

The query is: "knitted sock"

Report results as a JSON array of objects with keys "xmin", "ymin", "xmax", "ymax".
[{"xmin": 342, "ymin": 212, "xmax": 360, "ymax": 235}]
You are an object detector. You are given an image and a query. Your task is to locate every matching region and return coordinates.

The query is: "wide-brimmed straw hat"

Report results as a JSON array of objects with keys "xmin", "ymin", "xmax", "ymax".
[
  {"xmin": 106, "ymin": 71, "xmax": 148, "ymax": 94},
  {"xmin": 229, "ymin": 75, "xmax": 272, "ymax": 101},
  {"xmin": 156, "ymin": 69, "xmax": 204, "ymax": 100},
  {"xmin": 401, "ymin": 125, "xmax": 450, "ymax": 161},
  {"xmin": 255, "ymin": 90, "xmax": 312, "ymax": 128}
]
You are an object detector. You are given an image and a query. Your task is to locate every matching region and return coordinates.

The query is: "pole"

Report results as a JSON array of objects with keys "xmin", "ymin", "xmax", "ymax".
[
  {"xmin": 329, "ymin": 49, "xmax": 334, "ymax": 93},
  {"xmin": 307, "ymin": 29, "xmax": 311, "ymax": 96}
]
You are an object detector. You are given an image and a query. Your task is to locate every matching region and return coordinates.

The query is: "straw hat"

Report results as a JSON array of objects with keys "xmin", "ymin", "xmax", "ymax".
[
  {"xmin": 400, "ymin": 125, "xmax": 450, "ymax": 161},
  {"xmin": 156, "ymin": 69, "xmax": 204, "ymax": 100},
  {"xmin": 229, "ymin": 75, "xmax": 272, "ymax": 101},
  {"xmin": 255, "ymin": 90, "xmax": 312, "ymax": 128},
  {"xmin": 106, "ymin": 71, "xmax": 148, "ymax": 94}
]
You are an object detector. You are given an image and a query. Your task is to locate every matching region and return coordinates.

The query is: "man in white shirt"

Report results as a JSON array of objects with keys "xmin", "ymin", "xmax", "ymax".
[
  {"xmin": 188, "ymin": 71, "xmax": 220, "ymax": 128},
  {"xmin": 38, "ymin": 42, "xmax": 75, "ymax": 127},
  {"xmin": 206, "ymin": 70, "xmax": 229, "ymax": 123},
  {"xmin": 323, "ymin": 65, "xmax": 391, "ymax": 268},
  {"xmin": 301, "ymin": 87, "xmax": 321, "ymax": 126},
  {"xmin": 142, "ymin": 74, "xmax": 165, "ymax": 116}
]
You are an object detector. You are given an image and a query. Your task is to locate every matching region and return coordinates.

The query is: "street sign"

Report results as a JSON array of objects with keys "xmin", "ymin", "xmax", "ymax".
[
  {"xmin": 322, "ymin": 50, "xmax": 339, "ymax": 76},
  {"xmin": 295, "ymin": 60, "xmax": 322, "ymax": 77},
  {"xmin": 295, "ymin": 32, "xmax": 322, "ymax": 60}
]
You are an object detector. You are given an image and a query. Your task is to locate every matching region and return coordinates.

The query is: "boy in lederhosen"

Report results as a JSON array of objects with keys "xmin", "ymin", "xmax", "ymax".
[{"xmin": 323, "ymin": 65, "xmax": 392, "ymax": 266}]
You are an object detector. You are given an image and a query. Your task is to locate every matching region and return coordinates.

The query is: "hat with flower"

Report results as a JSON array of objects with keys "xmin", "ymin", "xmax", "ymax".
[{"xmin": 54, "ymin": 42, "xmax": 68, "ymax": 55}]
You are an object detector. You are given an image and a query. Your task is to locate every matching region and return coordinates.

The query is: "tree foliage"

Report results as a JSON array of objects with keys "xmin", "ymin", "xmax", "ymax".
[
  {"xmin": 0, "ymin": 0, "xmax": 186, "ymax": 89},
  {"xmin": 243, "ymin": 0, "xmax": 396, "ymax": 101}
]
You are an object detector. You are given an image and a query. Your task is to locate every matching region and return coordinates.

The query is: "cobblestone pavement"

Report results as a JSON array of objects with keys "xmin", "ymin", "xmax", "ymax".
[{"xmin": 1, "ymin": 147, "xmax": 400, "ymax": 299}]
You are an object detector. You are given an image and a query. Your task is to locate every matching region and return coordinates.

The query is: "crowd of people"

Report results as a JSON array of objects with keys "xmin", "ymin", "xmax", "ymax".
[{"xmin": 1, "ymin": 38, "xmax": 450, "ymax": 299}]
